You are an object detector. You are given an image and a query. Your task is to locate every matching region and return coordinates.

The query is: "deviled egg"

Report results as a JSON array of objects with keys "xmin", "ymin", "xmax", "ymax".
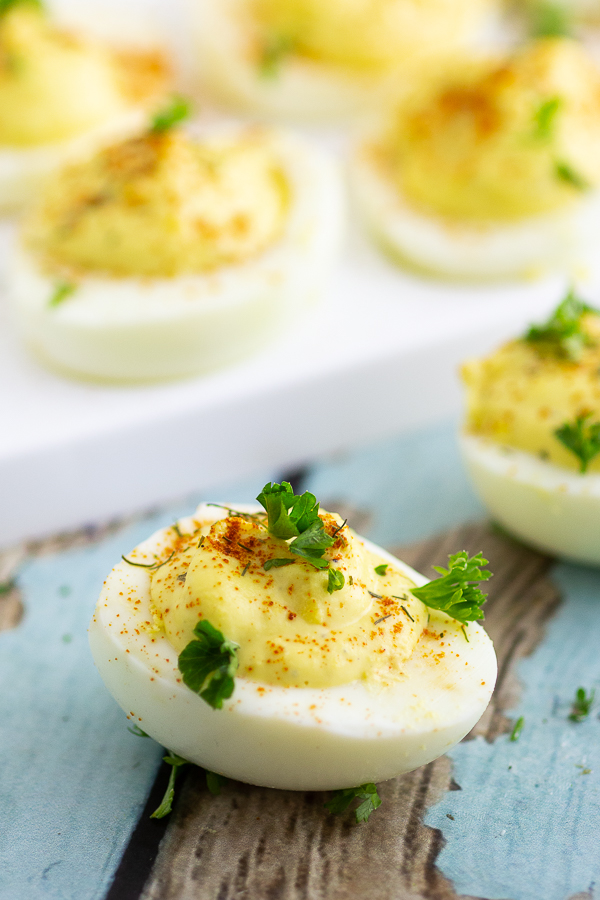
[
  {"xmin": 351, "ymin": 37, "xmax": 600, "ymax": 279},
  {"xmin": 190, "ymin": 0, "xmax": 497, "ymax": 122},
  {"xmin": 88, "ymin": 485, "xmax": 497, "ymax": 792},
  {"xmin": 0, "ymin": 0, "xmax": 170, "ymax": 211},
  {"xmin": 461, "ymin": 292, "xmax": 600, "ymax": 564},
  {"xmin": 8, "ymin": 107, "xmax": 343, "ymax": 381}
]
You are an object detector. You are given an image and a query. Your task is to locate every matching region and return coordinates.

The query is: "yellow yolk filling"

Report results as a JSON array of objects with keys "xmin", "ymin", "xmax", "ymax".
[
  {"xmin": 0, "ymin": 6, "xmax": 131, "ymax": 146},
  {"xmin": 149, "ymin": 513, "xmax": 427, "ymax": 689},
  {"xmin": 462, "ymin": 313, "xmax": 600, "ymax": 472},
  {"xmin": 249, "ymin": 0, "xmax": 492, "ymax": 73},
  {"xmin": 24, "ymin": 130, "xmax": 289, "ymax": 278},
  {"xmin": 378, "ymin": 38, "xmax": 600, "ymax": 221}
]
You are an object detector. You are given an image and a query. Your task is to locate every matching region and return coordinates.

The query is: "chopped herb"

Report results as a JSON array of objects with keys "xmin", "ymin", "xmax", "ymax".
[
  {"xmin": 524, "ymin": 290, "xmax": 597, "ymax": 361},
  {"xmin": 555, "ymin": 414, "xmax": 600, "ymax": 473},
  {"xmin": 461, "ymin": 625, "xmax": 469, "ymax": 642},
  {"xmin": 241, "ymin": 563, "xmax": 250, "ymax": 577},
  {"xmin": 258, "ymin": 482, "xmax": 335, "ymax": 571},
  {"xmin": 325, "ymin": 783, "xmax": 382, "ymax": 825},
  {"xmin": 411, "ymin": 551, "xmax": 491, "ymax": 625},
  {"xmin": 263, "ymin": 557, "xmax": 295, "ymax": 570},
  {"xmin": 331, "ymin": 519, "xmax": 348, "ymax": 539},
  {"xmin": 510, "ymin": 716, "xmax": 524, "ymax": 742},
  {"xmin": 327, "ymin": 567, "xmax": 345, "ymax": 594},
  {"xmin": 0, "ymin": 579, "xmax": 15, "ymax": 595},
  {"xmin": 533, "ymin": 96, "xmax": 562, "ymax": 140},
  {"xmin": 150, "ymin": 753, "xmax": 189, "ymax": 819},
  {"xmin": 576, "ymin": 764, "xmax": 592, "ymax": 775},
  {"xmin": 374, "ymin": 614, "xmax": 392, "ymax": 625},
  {"xmin": 555, "ymin": 161, "xmax": 589, "ymax": 191},
  {"xmin": 48, "ymin": 281, "xmax": 76, "ymax": 309},
  {"xmin": 400, "ymin": 605, "xmax": 415, "ymax": 623},
  {"xmin": 177, "ymin": 572, "xmax": 187, "ymax": 584},
  {"xmin": 348, "ymin": 575, "xmax": 354, "ymax": 585},
  {"xmin": 150, "ymin": 96, "xmax": 190, "ymax": 133},
  {"xmin": 198, "ymin": 536, "xmax": 205, "ymax": 549},
  {"xmin": 206, "ymin": 503, "xmax": 264, "ymax": 522},
  {"xmin": 178, "ymin": 620, "xmax": 239, "ymax": 710},
  {"xmin": 529, "ymin": 1, "xmax": 572, "ymax": 37},
  {"xmin": 258, "ymin": 32, "xmax": 296, "ymax": 79},
  {"xmin": 368, "ymin": 590, "xmax": 383, "ymax": 600},
  {"xmin": 172, "ymin": 523, "xmax": 182, "ymax": 538},
  {"xmin": 121, "ymin": 550, "xmax": 176, "ymax": 570},
  {"xmin": 205, "ymin": 770, "xmax": 228, "ymax": 796},
  {"xmin": 569, "ymin": 687, "xmax": 595, "ymax": 722},
  {"xmin": 0, "ymin": 0, "xmax": 44, "ymax": 15},
  {"xmin": 127, "ymin": 724, "xmax": 150, "ymax": 738},
  {"xmin": 374, "ymin": 564, "xmax": 388, "ymax": 576}
]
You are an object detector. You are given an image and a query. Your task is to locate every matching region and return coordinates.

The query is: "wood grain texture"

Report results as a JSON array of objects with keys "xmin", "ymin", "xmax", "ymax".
[{"xmin": 139, "ymin": 522, "xmax": 562, "ymax": 900}]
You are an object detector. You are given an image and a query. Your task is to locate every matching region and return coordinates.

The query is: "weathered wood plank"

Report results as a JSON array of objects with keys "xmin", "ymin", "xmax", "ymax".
[{"xmin": 140, "ymin": 522, "xmax": 561, "ymax": 900}]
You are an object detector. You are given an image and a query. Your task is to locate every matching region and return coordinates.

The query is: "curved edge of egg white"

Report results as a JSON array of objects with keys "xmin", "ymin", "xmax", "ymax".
[
  {"xmin": 187, "ymin": 0, "xmax": 390, "ymax": 122},
  {"xmin": 0, "ymin": 107, "xmax": 150, "ymax": 214},
  {"xmin": 349, "ymin": 140, "xmax": 600, "ymax": 281},
  {"xmin": 88, "ymin": 502, "xmax": 497, "ymax": 791},
  {"xmin": 461, "ymin": 432, "xmax": 600, "ymax": 565},
  {"xmin": 7, "ymin": 130, "xmax": 344, "ymax": 382}
]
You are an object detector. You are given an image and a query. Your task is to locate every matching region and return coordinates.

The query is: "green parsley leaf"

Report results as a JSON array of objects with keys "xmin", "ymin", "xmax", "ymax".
[
  {"xmin": 528, "ymin": 1, "xmax": 573, "ymax": 37},
  {"xmin": 205, "ymin": 770, "xmax": 228, "ymax": 796},
  {"xmin": 327, "ymin": 567, "xmax": 345, "ymax": 594},
  {"xmin": 289, "ymin": 518, "xmax": 334, "ymax": 568},
  {"xmin": 510, "ymin": 716, "xmax": 524, "ymax": 742},
  {"xmin": 150, "ymin": 752, "xmax": 189, "ymax": 819},
  {"xmin": 569, "ymin": 687, "xmax": 595, "ymax": 722},
  {"xmin": 325, "ymin": 783, "xmax": 382, "ymax": 824},
  {"xmin": 0, "ymin": 0, "xmax": 44, "ymax": 15},
  {"xmin": 0, "ymin": 579, "xmax": 15, "ymax": 595},
  {"xmin": 411, "ymin": 551, "xmax": 491, "ymax": 625},
  {"xmin": 127, "ymin": 724, "xmax": 150, "ymax": 738},
  {"xmin": 178, "ymin": 620, "xmax": 239, "ymax": 709},
  {"xmin": 555, "ymin": 414, "xmax": 600, "ymax": 473},
  {"xmin": 533, "ymin": 96, "xmax": 562, "ymax": 140},
  {"xmin": 48, "ymin": 281, "xmax": 76, "ymax": 309},
  {"xmin": 258, "ymin": 32, "xmax": 296, "ymax": 79},
  {"xmin": 555, "ymin": 161, "xmax": 589, "ymax": 191},
  {"xmin": 374, "ymin": 564, "xmax": 388, "ymax": 576},
  {"xmin": 257, "ymin": 481, "xmax": 322, "ymax": 539},
  {"xmin": 150, "ymin": 96, "xmax": 191, "ymax": 134},
  {"xmin": 524, "ymin": 290, "xmax": 597, "ymax": 361},
  {"xmin": 263, "ymin": 557, "xmax": 295, "ymax": 570}
]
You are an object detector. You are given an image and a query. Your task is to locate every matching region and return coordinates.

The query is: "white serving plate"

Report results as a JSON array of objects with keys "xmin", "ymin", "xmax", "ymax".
[{"xmin": 1, "ymin": 0, "xmax": 598, "ymax": 548}]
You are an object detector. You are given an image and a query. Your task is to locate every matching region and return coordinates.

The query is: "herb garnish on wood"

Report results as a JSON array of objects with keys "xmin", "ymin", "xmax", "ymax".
[{"xmin": 325, "ymin": 783, "xmax": 382, "ymax": 824}]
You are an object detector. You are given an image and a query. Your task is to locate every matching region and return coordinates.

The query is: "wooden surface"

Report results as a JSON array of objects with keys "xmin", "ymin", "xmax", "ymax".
[
  {"xmin": 135, "ymin": 521, "xmax": 561, "ymax": 900},
  {"xmin": 3, "ymin": 421, "xmax": 600, "ymax": 900}
]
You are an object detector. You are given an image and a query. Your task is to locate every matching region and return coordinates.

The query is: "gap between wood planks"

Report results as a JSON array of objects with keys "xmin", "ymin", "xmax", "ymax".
[{"xmin": 128, "ymin": 519, "xmax": 562, "ymax": 900}]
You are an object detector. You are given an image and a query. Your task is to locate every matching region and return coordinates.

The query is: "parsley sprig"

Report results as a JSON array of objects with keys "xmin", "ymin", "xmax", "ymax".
[
  {"xmin": 411, "ymin": 551, "xmax": 491, "ymax": 624},
  {"xmin": 150, "ymin": 96, "xmax": 190, "ymax": 134},
  {"xmin": 258, "ymin": 482, "xmax": 344, "ymax": 589},
  {"xmin": 555, "ymin": 161, "xmax": 589, "ymax": 191},
  {"xmin": 524, "ymin": 291, "xmax": 597, "ymax": 361},
  {"xmin": 325, "ymin": 783, "xmax": 382, "ymax": 824},
  {"xmin": 151, "ymin": 752, "xmax": 189, "ymax": 819},
  {"xmin": 555, "ymin": 414, "xmax": 600, "ymax": 473},
  {"xmin": 569, "ymin": 687, "xmax": 595, "ymax": 722},
  {"xmin": 533, "ymin": 96, "xmax": 562, "ymax": 141},
  {"xmin": 178, "ymin": 620, "xmax": 239, "ymax": 709},
  {"xmin": 0, "ymin": 0, "xmax": 44, "ymax": 15}
]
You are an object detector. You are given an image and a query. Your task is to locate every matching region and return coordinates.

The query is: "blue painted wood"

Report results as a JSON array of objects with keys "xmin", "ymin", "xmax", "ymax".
[
  {"xmin": 425, "ymin": 561, "xmax": 600, "ymax": 900},
  {"xmin": 0, "ymin": 473, "xmax": 274, "ymax": 900}
]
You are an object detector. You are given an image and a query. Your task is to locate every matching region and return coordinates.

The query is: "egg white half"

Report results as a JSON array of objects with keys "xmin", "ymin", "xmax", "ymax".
[
  {"xmin": 8, "ymin": 131, "xmax": 343, "ymax": 382},
  {"xmin": 350, "ymin": 142, "xmax": 600, "ymax": 281},
  {"xmin": 88, "ymin": 502, "xmax": 497, "ymax": 791},
  {"xmin": 462, "ymin": 432, "xmax": 600, "ymax": 565},
  {"xmin": 189, "ymin": 0, "xmax": 405, "ymax": 122},
  {"xmin": 0, "ymin": 107, "xmax": 151, "ymax": 214}
]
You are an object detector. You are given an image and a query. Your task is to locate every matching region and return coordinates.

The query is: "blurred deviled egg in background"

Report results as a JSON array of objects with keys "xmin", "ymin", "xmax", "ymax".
[
  {"xmin": 189, "ymin": 0, "xmax": 498, "ymax": 122},
  {"xmin": 461, "ymin": 291, "xmax": 600, "ymax": 565},
  {"xmin": 351, "ymin": 37, "xmax": 600, "ymax": 280},
  {"xmin": 8, "ymin": 100, "xmax": 343, "ymax": 381},
  {"xmin": 0, "ymin": 0, "xmax": 170, "ymax": 212}
]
